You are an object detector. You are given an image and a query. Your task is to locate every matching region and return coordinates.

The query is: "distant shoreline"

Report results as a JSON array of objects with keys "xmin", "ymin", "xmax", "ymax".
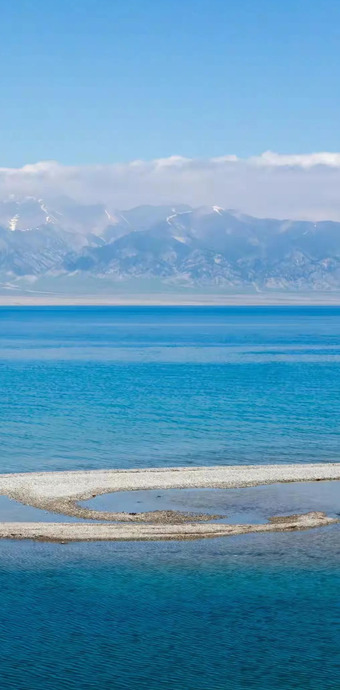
[{"xmin": 1, "ymin": 293, "xmax": 340, "ymax": 306}]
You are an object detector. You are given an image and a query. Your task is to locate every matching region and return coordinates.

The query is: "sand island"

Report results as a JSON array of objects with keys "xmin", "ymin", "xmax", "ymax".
[{"xmin": 0, "ymin": 463, "xmax": 338, "ymax": 542}]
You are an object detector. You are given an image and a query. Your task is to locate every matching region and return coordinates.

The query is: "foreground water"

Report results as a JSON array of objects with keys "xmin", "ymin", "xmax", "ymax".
[
  {"xmin": 0, "ymin": 306, "xmax": 339, "ymax": 689},
  {"xmin": 0, "ymin": 305, "xmax": 339, "ymax": 472},
  {"xmin": 0, "ymin": 531, "xmax": 339, "ymax": 690}
]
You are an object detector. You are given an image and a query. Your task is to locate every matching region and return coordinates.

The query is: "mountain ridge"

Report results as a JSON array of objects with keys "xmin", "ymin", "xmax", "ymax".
[{"xmin": 0, "ymin": 197, "xmax": 339, "ymax": 294}]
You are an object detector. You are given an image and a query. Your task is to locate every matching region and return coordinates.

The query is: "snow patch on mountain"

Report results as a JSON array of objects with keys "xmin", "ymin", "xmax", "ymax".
[{"xmin": 0, "ymin": 198, "xmax": 339, "ymax": 292}]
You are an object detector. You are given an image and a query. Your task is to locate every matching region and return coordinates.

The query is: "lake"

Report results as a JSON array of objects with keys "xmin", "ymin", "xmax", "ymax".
[{"xmin": 0, "ymin": 305, "xmax": 339, "ymax": 689}]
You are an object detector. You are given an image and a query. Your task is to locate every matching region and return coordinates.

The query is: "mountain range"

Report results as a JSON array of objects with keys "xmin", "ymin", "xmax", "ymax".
[{"xmin": 0, "ymin": 196, "xmax": 339, "ymax": 296}]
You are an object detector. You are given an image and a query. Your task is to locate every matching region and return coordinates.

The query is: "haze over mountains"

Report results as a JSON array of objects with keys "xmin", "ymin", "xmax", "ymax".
[{"xmin": 0, "ymin": 196, "xmax": 339, "ymax": 297}]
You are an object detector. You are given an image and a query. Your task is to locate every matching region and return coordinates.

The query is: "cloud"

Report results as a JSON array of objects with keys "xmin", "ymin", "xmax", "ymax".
[
  {"xmin": 1, "ymin": 152, "xmax": 340, "ymax": 220},
  {"xmin": 252, "ymin": 151, "xmax": 340, "ymax": 168}
]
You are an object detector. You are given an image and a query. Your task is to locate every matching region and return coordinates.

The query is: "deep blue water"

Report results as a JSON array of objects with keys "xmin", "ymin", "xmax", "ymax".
[
  {"xmin": 0, "ymin": 306, "xmax": 339, "ymax": 689},
  {"xmin": 0, "ymin": 531, "xmax": 339, "ymax": 690},
  {"xmin": 0, "ymin": 305, "xmax": 339, "ymax": 472}
]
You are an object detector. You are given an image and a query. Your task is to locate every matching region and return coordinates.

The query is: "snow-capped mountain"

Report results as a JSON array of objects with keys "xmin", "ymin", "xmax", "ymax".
[{"xmin": 0, "ymin": 197, "xmax": 339, "ymax": 292}]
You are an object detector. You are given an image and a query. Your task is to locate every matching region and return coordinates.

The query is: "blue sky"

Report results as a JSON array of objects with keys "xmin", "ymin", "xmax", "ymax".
[{"xmin": 1, "ymin": 0, "xmax": 340, "ymax": 166}]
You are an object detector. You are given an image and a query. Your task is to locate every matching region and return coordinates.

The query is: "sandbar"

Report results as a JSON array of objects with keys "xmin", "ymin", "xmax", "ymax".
[
  {"xmin": 0, "ymin": 511, "xmax": 336, "ymax": 542},
  {"xmin": 0, "ymin": 464, "xmax": 338, "ymax": 541}
]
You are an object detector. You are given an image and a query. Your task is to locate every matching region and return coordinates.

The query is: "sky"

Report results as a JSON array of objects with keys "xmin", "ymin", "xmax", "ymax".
[
  {"xmin": 1, "ymin": 0, "xmax": 340, "ymax": 165},
  {"xmin": 1, "ymin": 0, "xmax": 340, "ymax": 218}
]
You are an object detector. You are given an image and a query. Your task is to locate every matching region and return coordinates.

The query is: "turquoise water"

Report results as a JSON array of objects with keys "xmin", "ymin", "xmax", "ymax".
[
  {"xmin": 0, "ymin": 532, "xmax": 339, "ymax": 689},
  {"xmin": 0, "ymin": 306, "xmax": 339, "ymax": 689},
  {"xmin": 0, "ymin": 306, "xmax": 339, "ymax": 472}
]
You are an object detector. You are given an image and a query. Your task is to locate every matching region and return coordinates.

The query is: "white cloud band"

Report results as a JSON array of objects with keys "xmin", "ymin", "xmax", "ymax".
[{"xmin": 1, "ymin": 151, "xmax": 340, "ymax": 220}]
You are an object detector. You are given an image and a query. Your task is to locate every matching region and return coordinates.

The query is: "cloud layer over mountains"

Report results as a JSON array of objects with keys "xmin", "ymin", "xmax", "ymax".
[{"xmin": 2, "ymin": 152, "xmax": 340, "ymax": 221}]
